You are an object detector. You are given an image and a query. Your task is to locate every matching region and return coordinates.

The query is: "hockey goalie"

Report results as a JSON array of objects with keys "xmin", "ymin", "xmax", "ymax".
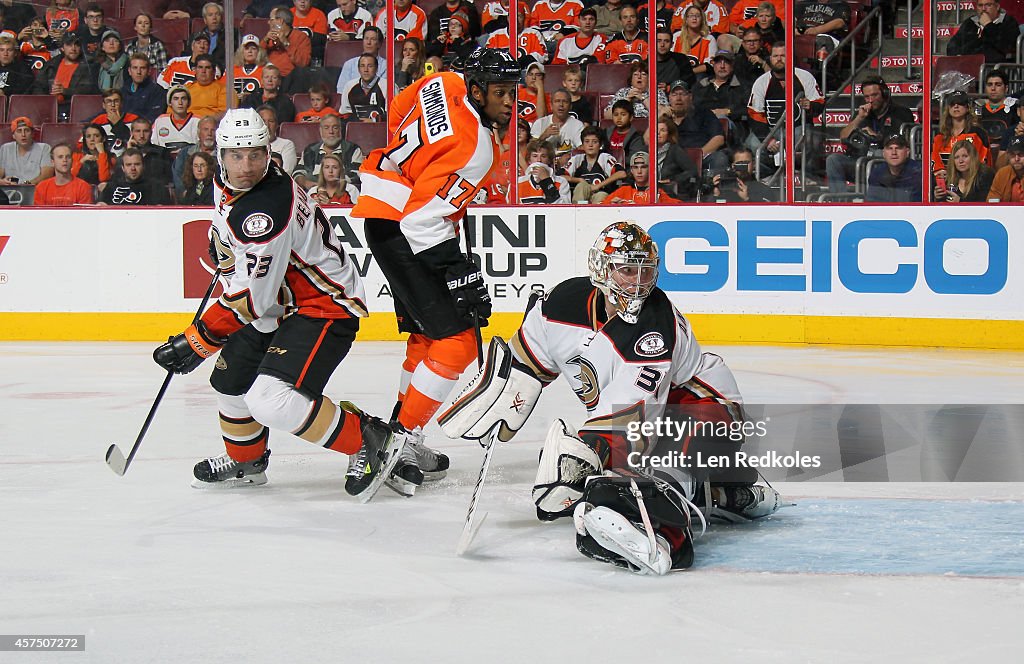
[{"xmin": 440, "ymin": 222, "xmax": 783, "ymax": 575}]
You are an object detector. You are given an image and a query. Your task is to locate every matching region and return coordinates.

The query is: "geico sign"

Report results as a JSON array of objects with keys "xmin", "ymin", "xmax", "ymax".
[{"xmin": 649, "ymin": 219, "xmax": 1008, "ymax": 295}]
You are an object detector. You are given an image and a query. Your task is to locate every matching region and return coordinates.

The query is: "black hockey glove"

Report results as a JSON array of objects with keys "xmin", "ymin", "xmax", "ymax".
[
  {"xmin": 153, "ymin": 322, "xmax": 225, "ymax": 375},
  {"xmin": 445, "ymin": 259, "xmax": 491, "ymax": 326}
]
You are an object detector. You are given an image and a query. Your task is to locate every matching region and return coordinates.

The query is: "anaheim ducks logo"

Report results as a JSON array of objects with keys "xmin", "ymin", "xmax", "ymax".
[
  {"xmin": 209, "ymin": 230, "xmax": 235, "ymax": 274},
  {"xmin": 110, "ymin": 187, "xmax": 142, "ymax": 205},
  {"xmin": 566, "ymin": 354, "xmax": 600, "ymax": 410}
]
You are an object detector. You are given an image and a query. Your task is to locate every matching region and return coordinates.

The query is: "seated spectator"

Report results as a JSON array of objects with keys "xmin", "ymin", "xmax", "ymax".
[
  {"xmin": 672, "ymin": 5, "xmax": 715, "ymax": 77},
  {"xmin": 794, "ymin": 0, "xmax": 849, "ymax": 55},
  {"xmin": 978, "ymin": 69, "xmax": 1017, "ymax": 141},
  {"xmin": 159, "ymin": 33, "xmax": 211, "ymax": 88},
  {"xmin": 563, "ymin": 125, "xmax": 626, "ymax": 203},
  {"xmin": 328, "ymin": 0, "xmax": 373, "ymax": 42},
  {"xmin": 602, "ymin": 150, "xmax": 682, "ymax": 204},
  {"xmin": 243, "ymin": 0, "xmax": 278, "ymax": 19},
  {"xmin": 427, "ymin": 11, "xmax": 477, "ymax": 63},
  {"xmin": 0, "ymin": 34, "xmax": 32, "ymax": 95},
  {"xmin": 308, "ymin": 153, "xmax": 358, "ymax": 204},
  {"xmin": 594, "ymin": 0, "xmax": 625, "ymax": 38},
  {"xmin": 1001, "ymin": 100, "xmax": 1024, "ymax": 158},
  {"xmin": 44, "ymin": 0, "xmax": 78, "ymax": 43},
  {"xmin": 338, "ymin": 54, "xmax": 385, "ymax": 123},
  {"xmin": 730, "ymin": 0, "xmax": 785, "ymax": 35},
  {"xmin": 172, "ymin": 114, "xmax": 217, "ymax": 191},
  {"xmin": 518, "ymin": 139, "xmax": 571, "ymax": 204},
  {"xmin": 77, "ymin": 3, "xmax": 108, "ymax": 60},
  {"xmin": 297, "ymin": 81, "xmax": 342, "ymax": 122},
  {"xmin": 17, "ymin": 18, "xmax": 54, "ymax": 73},
  {"xmin": 692, "ymin": 51, "xmax": 750, "ymax": 140},
  {"xmin": 336, "ymin": 26, "xmax": 385, "ymax": 93},
  {"xmin": 734, "ymin": 27, "xmax": 770, "ymax": 87},
  {"xmin": 233, "ymin": 34, "xmax": 267, "ymax": 97},
  {"xmin": 479, "ymin": 0, "xmax": 510, "ymax": 37},
  {"xmin": 294, "ymin": 113, "xmax": 363, "ymax": 188},
  {"xmin": 1, "ymin": 0, "xmax": 37, "ymax": 36},
  {"xmin": 243, "ymin": 63, "xmax": 296, "ymax": 122},
  {"xmin": 186, "ymin": 54, "xmax": 237, "ymax": 117},
  {"xmin": 826, "ymin": 75, "xmax": 915, "ymax": 194},
  {"xmin": 124, "ymin": 12, "xmax": 168, "ymax": 71},
  {"xmin": 600, "ymin": 5, "xmax": 648, "ymax": 64},
  {"xmin": 986, "ymin": 135, "xmax": 1024, "ymax": 202},
  {"xmin": 427, "ymin": 0, "xmax": 481, "ymax": 44},
  {"xmin": 92, "ymin": 89, "xmax": 140, "ymax": 156},
  {"xmin": 373, "ymin": 0, "xmax": 427, "ymax": 42},
  {"xmin": 516, "ymin": 118, "xmax": 531, "ymax": 172},
  {"xmin": 746, "ymin": 43, "xmax": 824, "ymax": 165},
  {"xmin": 947, "ymin": 0, "xmax": 1019, "ymax": 63},
  {"xmin": 156, "ymin": 0, "xmax": 207, "ymax": 22},
  {"xmin": 655, "ymin": 115, "xmax": 699, "ymax": 200},
  {"xmin": 751, "ymin": 2, "xmax": 785, "ymax": 45},
  {"xmin": 123, "ymin": 53, "xmax": 167, "ymax": 122},
  {"xmin": 936, "ymin": 138, "xmax": 995, "ymax": 203},
  {"xmin": 604, "ymin": 62, "xmax": 668, "ymax": 120},
  {"xmin": 263, "ymin": 5, "xmax": 311, "ymax": 78},
  {"xmin": 153, "ymin": 86, "xmax": 200, "ymax": 149},
  {"xmin": 35, "ymin": 33, "xmax": 98, "ymax": 108},
  {"xmin": 708, "ymin": 146, "xmax": 776, "ymax": 201},
  {"xmin": 552, "ymin": 7, "xmax": 606, "ymax": 65},
  {"xmin": 33, "ymin": 142, "xmax": 93, "ymax": 205},
  {"xmin": 667, "ymin": 79, "xmax": 728, "ymax": 171},
  {"xmin": 505, "ymin": 5, "xmax": 546, "ymax": 65},
  {"xmin": 561, "ymin": 65, "xmax": 592, "ymax": 123},
  {"xmin": 655, "ymin": 27, "xmax": 695, "ymax": 93},
  {"xmin": 866, "ymin": 133, "xmax": 922, "ymax": 202},
  {"xmin": 178, "ymin": 150, "xmax": 215, "ymax": 205},
  {"xmin": 0, "ymin": 117, "xmax": 52, "ymax": 185},
  {"xmin": 603, "ymin": 99, "xmax": 645, "ymax": 162},
  {"xmin": 73, "ymin": 123, "xmax": 114, "ymax": 185},
  {"xmin": 258, "ymin": 105, "xmax": 297, "ymax": 173},
  {"xmin": 518, "ymin": 60, "xmax": 550, "ymax": 124},
  {"xmin": 100, "ymin": 147, "xmax": 171, "ymax": 204},
  {"xmin": 532, "ymin": 88, "xmax": 586, "ymax": 158},
  {"xmin": 95, "ymin": 29, "xmax": 128, "ymax": 91},
  {"xmin": 639, "ymin": 0, "xmax": 673, "ymax": 34},
  {"xmin": 395, "ymin": 37, "xmax": 426, "ymax": 91},
  {"xmin": 931, "ymin": 91, "xmax": 990, "ymax": 176},
  {"xmin": 126, "ymin": 116, "xmax": 172, "ymax": 181},
  {"xmin": 291, "ymin": 0, "xmax": 328, "ymax": 62},
  {"xmin": 189, "ymin": 3, "xmax": 227, "ymax": 68}
]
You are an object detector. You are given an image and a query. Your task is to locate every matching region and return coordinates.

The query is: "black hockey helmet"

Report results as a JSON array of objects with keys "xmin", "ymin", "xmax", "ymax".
[{"xmin": 464, "ymin": 48, "xmax": 520, "ymax": 126}]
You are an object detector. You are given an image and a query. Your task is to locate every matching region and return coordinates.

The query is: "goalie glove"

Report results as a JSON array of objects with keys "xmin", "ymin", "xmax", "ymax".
[{"xmin": 153, "ymin": 321, "xmax": 226, "ymax": 375}]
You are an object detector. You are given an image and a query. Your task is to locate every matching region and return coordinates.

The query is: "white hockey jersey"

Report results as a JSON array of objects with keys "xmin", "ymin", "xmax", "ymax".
[
  {"xmin": 509, "ymin": 277, "xmax": 741, "ymax": 455},
  {"xmin": 201, "ymin": 163, "xmax": 368, "ymax": 339},
  {"xmin": 151, "ymin": 113, "xmax": 199, "ymax": 149}
]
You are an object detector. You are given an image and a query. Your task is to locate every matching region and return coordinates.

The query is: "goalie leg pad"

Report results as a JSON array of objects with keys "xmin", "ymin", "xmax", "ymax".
[
  {"xmin": 532, "ymin": 419, "xmax": 603, "ymax": 521},
  {"xmin": 438, "ymin": 337, "xmax": 542, "ymax": 442}
]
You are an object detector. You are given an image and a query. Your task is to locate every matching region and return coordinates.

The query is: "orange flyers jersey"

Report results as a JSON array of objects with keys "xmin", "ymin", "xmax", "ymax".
[
  {"xmin": 531, "ymin": 0, "xmax": 585, "ymax": 40},
  {"xmin": 233, "ymin": 64, "xmax": 264, "ymax": 96},
  {"xmin": 480, "ymin": 1, "xmax": 513, "ymax": 27},
  {"xmin": 374, "ymin": 5, "xmax": 428, "ymax": 41},
  {"xmin": 517, "ymin": 172, "xmax": 571, "ymax": 204},
  {"xmin": 477, "ymin": 128, "xmax": 513, "ymax": 204},
  {"xmin": 931, "ymin": 131, "xmax": 990, "ymax": 173},
  {"xmin": 600, "ymin": 33, "xmax": 650, "ymax": 64},
  {"xmin": 730, "ymin": 0, "xmax": 785, "ymax": 27},
  {"xmin": 295, "ymin": 106, "xmax": 342, "ymax": 122},
  {"xmin": 292, "ymin": 7, "xmax": 329, "ymax": 37},
  {"xmin": 601, "ymin": 185, "xmax": 682, "ymax": 205},
  {"xmin": 673, "ymin": 33, "xmax": 715, "ymax": 64},
  {"xmin": 517, "ymin": 86, "xmax": 551, "ymax": 124},
  {"xmin": 19, "ymin": 42, "xmax": 52, "ymax": 70},
  {"xmin": 203, "ymin": 163, "xmax": 367, "ymax": 339},
  {"xmin": 158, "ymin": 57, "xmax": 196, "ymax": 89},
  {"xmin": 672, "ymin": 0, "xmax": 731, "ymax": 34},
  {"xmin": 485, "ymin": 28, "xmax": 510, "ymax": 49},
  {"xmin": 351, "ymin": 72, "xmax": 500, "ymax": 254},
  {"xmin": 517, "ymin": 27, "xmax": 548, "ymax": 63}
]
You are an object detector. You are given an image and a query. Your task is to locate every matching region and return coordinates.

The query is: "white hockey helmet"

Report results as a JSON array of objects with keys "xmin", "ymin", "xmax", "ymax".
[
  {"xmin": 216, "ymin": 108, "xmax": 272, "ymax": 189},
  {"xmin": 588, "ymin": 222, "xmax": 660, "ymax": 324}
]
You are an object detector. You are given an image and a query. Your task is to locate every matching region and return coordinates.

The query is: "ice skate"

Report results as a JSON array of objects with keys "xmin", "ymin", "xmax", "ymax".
[
  {"xmin": 344, "ymin": 414, "xmax": 407, "ymax": 503},
  {"xmin": 192, "ymin": 449, "xmax": 271, "ymax": 488},
  {"xmin": 710, "ymin": 484, "xmax": 784, "ymax": 523},
  {"xmin": 384, "ymin": 427, "xmax": 450, "ymax": 497},
  {"xmin": 579, "ymin": 504, "xmax": 673, "ymax": 576}
]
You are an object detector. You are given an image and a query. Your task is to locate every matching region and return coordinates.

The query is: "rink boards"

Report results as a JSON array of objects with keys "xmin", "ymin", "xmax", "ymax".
[{"xmin": 0, "ymin": 205, "xmax": 1021, "ymax": 348}]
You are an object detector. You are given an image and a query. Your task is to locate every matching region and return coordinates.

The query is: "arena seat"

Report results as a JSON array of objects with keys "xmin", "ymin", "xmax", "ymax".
[
  {"xmin": 93, "ymin": 0, "xmax": 122, "ymax": 19},
  {"xmin": 279, "ymin": 122, "xmax": 323, "ymax": 152},
  {"xmin": 69, "ymin": 95, "xmax": 104, "ymax": 124},
  {"xmin": 7, "ymin": 95, "xmax": 59, "ymax": 126},
  {"xmin": 345, "ymin": 121, "xmax": 387, "ymax": 153},
  {"xmin": 325, "ymin": 40, "xmax": 365, "ymax": 69},
  {"xmin": 40, "ymin": 123, "xmax": 85, "ymax": 148},
  {"xmin": 584, "ymin": 64, "xmax": 631, "ymax": 95}
]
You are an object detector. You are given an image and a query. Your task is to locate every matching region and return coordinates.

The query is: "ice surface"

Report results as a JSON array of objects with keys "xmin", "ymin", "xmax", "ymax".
[{"xmin": 2, "ymin": 342, "xmax": 1023, "ymax": 663}]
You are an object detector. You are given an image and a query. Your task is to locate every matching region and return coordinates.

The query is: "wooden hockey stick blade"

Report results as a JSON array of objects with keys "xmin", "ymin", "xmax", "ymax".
[{"xmin": 105, "ymin": 444, "xmax": 128, "ymax": 476}]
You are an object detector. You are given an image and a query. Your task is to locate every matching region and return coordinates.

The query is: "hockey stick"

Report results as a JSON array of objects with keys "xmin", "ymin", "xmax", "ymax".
[{"xmin": 105, "ymin": 268, "xmax": 222, "ymax": 476}]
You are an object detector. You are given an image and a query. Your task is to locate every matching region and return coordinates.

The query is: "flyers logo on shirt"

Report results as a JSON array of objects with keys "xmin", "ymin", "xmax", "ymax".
[{"xmin": 110, "ymin": 187, "xmax": 141, "ymax": 205}]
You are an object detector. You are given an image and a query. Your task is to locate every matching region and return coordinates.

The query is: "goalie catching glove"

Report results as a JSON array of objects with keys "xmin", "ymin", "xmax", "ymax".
[
  {"xmin": 438, "ymin": 336, "xmax": 542, "ymax": 443},
  {"xmin": 153, "ymin": 321, "xmax": 226, "ymax": 374}
]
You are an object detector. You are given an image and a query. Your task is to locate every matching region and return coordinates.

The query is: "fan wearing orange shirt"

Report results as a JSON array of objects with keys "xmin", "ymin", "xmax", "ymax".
[
  {"xmin": 295, "ymin": 82, "xmax": 343, "ymax": 122},
  {"xmin": 33, "ymin": 143, "xmax": 94, "ymax": 206}
]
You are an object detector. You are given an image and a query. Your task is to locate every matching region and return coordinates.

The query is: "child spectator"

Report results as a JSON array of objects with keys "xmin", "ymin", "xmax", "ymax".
[
  {"xmin": 296, "ymin": 81, "xmax": 343, "ymax": 122},
  {"xmin": 152, "ymin": 86, "xmax": 200, "ymax": 150},
  {"xmin": 602, "ymin": 151, "xmax": 681, "ymax": 204},
  {"xmin": 604, "ymin": 99, "xmax": 645, "ymax": 162},
  {"xmin": 518, "ymin": 139, "xmax": 571, "ymax": 204},
  {"xmin": 563, "ymin": 125, "xmax": 626, "ymax": 203},
  {"xmin": 562, "ymin": 65, "xmax": 592, "ymax": 124}
]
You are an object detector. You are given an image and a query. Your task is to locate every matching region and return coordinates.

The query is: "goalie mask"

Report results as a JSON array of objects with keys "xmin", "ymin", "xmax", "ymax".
[{"xmin": 588, "ymin": 222, "xmax": 660, "ymax": 324}]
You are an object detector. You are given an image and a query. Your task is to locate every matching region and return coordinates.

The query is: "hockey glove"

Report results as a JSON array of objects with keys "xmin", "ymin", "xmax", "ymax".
[
  {"xmin": 445, "ymin": 259, "xmax": 491, "ymax": 326},
  {"xmin": 153, "ymin": 322, "xmax": 226, "ymax": 374}
]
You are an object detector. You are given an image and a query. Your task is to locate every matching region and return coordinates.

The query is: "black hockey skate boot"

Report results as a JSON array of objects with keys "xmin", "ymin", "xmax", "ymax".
[
  {"xmin": 193, "ymin": 449, "xmax": 271, "ymax": 487},
  {"xmin": 384, "ymin": 426, "xmax": 450, "ymax": 497},
  {"xmin": 344, "ymin": 413, "xmax": 407, "ymax": 502},
  {"xmin": 711, "ymin": 484, "xmax": 783, "ymax": 523}
]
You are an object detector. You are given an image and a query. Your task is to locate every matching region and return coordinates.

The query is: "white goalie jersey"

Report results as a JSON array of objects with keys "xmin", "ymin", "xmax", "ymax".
[
  {"xmin": 200, "ymin": 163, "xmax": 368, "ymax": 340},
  {"xmin": 509, "ymin": 277, "xmax": 741, "ymax": 453}
]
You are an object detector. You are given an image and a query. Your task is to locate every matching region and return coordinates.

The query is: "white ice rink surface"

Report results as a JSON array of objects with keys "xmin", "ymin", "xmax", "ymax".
[{"xmin": 2, "ymin": 342, "xmax": 1024, "ymax": 663}]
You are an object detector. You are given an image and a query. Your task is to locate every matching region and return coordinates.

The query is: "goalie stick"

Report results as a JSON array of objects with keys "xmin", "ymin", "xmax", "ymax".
[{"xmin": 105, "ymin": 267, "xmax": 222, "ymax": 476}]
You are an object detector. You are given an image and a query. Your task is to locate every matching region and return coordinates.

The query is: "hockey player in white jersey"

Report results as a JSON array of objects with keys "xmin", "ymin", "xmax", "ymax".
[
  {"xmin": 441, "ymin": 222, "xmax": 782, "ymax": 574},
  {"xmin": 153, "ymin": 108, "xmax": 406, "ymax": 501}
]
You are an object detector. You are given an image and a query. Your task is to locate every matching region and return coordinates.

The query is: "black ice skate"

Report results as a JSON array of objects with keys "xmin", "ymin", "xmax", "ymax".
[
  {"xmin": 344, "ymin": 414, "xmax": 407, "ymax": 503},
  {"xmin": 385, "ymin": 428, "xmax": 450, "ymax": 497},
  {"xmin": 192, "ymin": 449, "xmax": 271, "ymax": 488},
  {"xmin": 710, "ymin": 484, "xmax": 783, "ymax": 523}
]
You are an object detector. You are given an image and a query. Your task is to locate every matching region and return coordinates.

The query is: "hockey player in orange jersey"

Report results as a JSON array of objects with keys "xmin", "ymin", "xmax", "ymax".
[{"xmin": 350, "ymin": 48, "xmax": 520, "ymax": 496}]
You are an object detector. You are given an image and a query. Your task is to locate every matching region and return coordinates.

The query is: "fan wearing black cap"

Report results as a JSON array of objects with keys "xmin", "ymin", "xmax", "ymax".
[
  {"xmin": 692, "ymin": 51, "xmax": 749, "ymax": 140},
  {"xmin": 34, "ymin": 31, "xmax": 99, "ymax": 107},
  {"xmin": 865, "ymin": 133, "xmax": 922, "ymax": 203},
  {"xmin": 666, "ymin": 78, "xmax": 729, "ymax": 172},
  {"xmin": 986, "ymin": 136, "xmax": 1024, "ymax": 203},
  {"xmin": 931, "ymin": 91, "xmax": 991, "ymax": 177}
]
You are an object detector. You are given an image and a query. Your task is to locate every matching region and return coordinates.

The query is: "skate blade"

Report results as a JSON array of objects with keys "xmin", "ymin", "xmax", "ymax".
[
  {"xmin": 421, "ymin": 469, "xmax": 448, "ymax": 483},
  {"xmin": 356, "ymin": 435, "xmax": 407, "ymax": 504},
  {"xmin": 190, "ymin": 472, "xmax": 268, "ymax": 489},
  {"xmin": 384, "ymin": 475, "xmax": 417, "ymax": 497}
]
